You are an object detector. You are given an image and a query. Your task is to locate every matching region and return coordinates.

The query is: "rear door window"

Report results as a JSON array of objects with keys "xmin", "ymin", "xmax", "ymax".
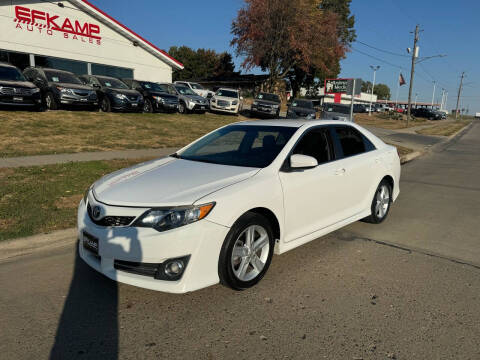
[{"xmin": 332, "ymin": 126, "xmax": 375, "ymax": 158}]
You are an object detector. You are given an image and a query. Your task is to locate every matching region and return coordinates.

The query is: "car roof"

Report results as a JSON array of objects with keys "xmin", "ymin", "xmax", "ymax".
[
  {"xmin": 34, "ymin": 67, "xmax": 73, "ymax": 73},
  {"xmin": 234, "ymin": 119, "xmax": 356, "ymax": 128},
  {"xmin": 0, "ymin": 62, "xmax": 17, "ymax": 68},
  {"xmin": 218, "ymin": 87, "xmax": 238, "ymax": 91}
]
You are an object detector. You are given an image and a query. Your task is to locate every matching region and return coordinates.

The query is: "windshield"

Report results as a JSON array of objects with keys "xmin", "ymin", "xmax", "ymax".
[
  {"xmin": 291, "ymin": 100, "xmax": 313, "ymax": 109},
  {"xmin": 44, "ymin": 70, "xmax": 82, "ymax": 84},
  {"xmin": 0, "ymin": 66, "xmax": 26, "ymax": 81},
  {"xmin": 216, "ymin": 89, "xmax": 238, "ymax": 98},
  {"xmin": 98, "ymin": 77, "xmax": 128, "ymax": 89},
  {"xmin": 178, "ymin": 125, "xmax": 297, "ymax": 168},
  {"xmin": 256, "ymin": 93, "xmax": 280, "ymax": 102},
  {"xmin": 190, "ymin": 82, "xmax": 204, "ymax": 90},
  {"xmin": 175, "ymin": 85, "xmax": 196, "ymax": 96},
  {"xmin": 140, "ymin": 82, "xmax": 168, "ymax": 93},
  {"xmin": 157, "ymin": 83, "xmax": 177, "ymax": 95}
]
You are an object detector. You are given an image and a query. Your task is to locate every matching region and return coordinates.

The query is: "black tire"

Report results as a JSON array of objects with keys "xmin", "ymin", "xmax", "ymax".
[
  {"xmin": 100, "ymin": 96, "xmax": 112, "ymax": 112},
  {"xmin": 45, "ymin": 92, "xmax": 58, "ymax": 110},
  {"xmin": 143, "ymin": 98, "xmax": 153, "ymax": 113},
  {"xmin": 218, "ymin": 212, "xmax": 275, "ymax": 290},
  {"xmin": 363, "ymin": 179, "xmax": 393, "ymax": 224},
  {"xmin": 178, "ymin": 101, "xmax": 187, "ymax": 114}
]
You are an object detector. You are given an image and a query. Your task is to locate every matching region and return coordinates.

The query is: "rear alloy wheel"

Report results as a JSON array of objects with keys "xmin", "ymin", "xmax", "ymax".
[
  {"xmin": 143, "ymin": 98, "xmax": 153, "ymax": 113},
  {"xmin": 219, "ymin": 212, "xmax": 274, "ymax": 290},
  {"xmin": 100, "ymin": 97, "xmax": 111, "ymax": 112},
  {"xmin": 45, "ymin": 92, "xmax": 58, "ymax": 110},
  {"xmin": 363, "ymin": 180, "xmax": 392, "ymax": 224}
]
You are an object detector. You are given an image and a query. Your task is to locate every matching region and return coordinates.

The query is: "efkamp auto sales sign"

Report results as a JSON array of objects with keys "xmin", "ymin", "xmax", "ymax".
[{"xmin": 13, "ymin": 5, "xmax": 102, "ymax": 45}]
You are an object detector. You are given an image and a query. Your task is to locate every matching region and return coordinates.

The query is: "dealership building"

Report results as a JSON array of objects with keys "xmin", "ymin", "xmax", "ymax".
[{"xmin": 0, "ymin": 0, "xmax": 183, "ymax": 81}]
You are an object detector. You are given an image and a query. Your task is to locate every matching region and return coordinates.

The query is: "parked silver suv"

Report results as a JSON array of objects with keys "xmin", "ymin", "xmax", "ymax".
[{"xmin": 173, "ymin": 84, "xmax": 209, "ymax": 113}]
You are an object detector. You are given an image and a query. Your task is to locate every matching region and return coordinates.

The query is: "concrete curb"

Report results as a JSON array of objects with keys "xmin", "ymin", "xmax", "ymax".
[
  {"xmin": 400, "ymin": 150, "xmax": 423, "ymax": 164},
  {"xmin": 0, "ymin": 228, "xmax": 76, "ymax": 263}
]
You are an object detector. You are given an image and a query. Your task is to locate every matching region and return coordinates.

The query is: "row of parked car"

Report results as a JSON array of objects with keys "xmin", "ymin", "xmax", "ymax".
[{"xmin": 0, "ymin": 62, "xmax": 243, "ymax": 115}]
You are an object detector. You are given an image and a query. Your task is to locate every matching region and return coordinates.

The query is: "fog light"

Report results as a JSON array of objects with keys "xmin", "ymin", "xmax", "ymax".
[{"xmin": 164, "ymin": 260, "xmax": 184, "ymax": 277}]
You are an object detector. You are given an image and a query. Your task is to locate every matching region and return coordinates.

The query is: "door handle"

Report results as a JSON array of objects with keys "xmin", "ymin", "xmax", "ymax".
[{"xmin": 334, "ymin": 168, "xmax": 346, "ymax": 175}]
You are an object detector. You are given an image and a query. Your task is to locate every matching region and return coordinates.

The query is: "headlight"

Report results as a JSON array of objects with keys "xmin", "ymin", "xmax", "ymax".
[
  {"xmin": 153, "ymin": 96, "xmax": 165, "ymax": 103},
  {"xmin": 253, "ymin": 101, "xmax": 259, "ymax": 106},
  {"xmin": 114, "ymin": 93, "xmax": 128, "ymax": 100},
  {"xmin": 133, "ymin": 203, "xmax": 215, "ymax": 232},
  {"xmin": 232, "ymin": 100, "xmax": 238, "ymax": 105},
  {"xmin": 211, "ymin": 98, "xmax": 216, "ymax": 103},
  {"xmin": 31, "ymin": 88, "xmax": 40, "ymax": 94},
  {"xmin": 272, "ymin": 104, "xmax": 279, "ymax": 108},
  {"xmin": 307, "ymin": 113, "xmax": 315, "ymax": 119}
]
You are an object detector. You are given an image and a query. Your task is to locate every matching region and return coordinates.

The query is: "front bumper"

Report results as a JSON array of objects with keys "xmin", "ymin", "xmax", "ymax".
[
  {"xmin": 210, "ymin": 102, "xmax": 239, "ymax": 114},
  {"xmin": 154, "ymin": 100, "xmax": 178, "ymax": 112},
  {"xmin": 0, "ymin": 94, "xmax": 42, "ymax": 107},
  {"xmin": 77, "ymin": 199, "xmax": 229, "ymax": 293},
  {"xmin": 251, "ymin": 105, "xmax": 279, "ymax": 117},
  {"xmin": 111, "ymin": 98, "xmax": 144, "ymax": 112}
]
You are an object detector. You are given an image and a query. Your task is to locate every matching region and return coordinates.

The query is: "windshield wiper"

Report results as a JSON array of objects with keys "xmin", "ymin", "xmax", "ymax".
[{"xmin": 170, "ymin": 153, "xmax": 182, "ymax": 159}]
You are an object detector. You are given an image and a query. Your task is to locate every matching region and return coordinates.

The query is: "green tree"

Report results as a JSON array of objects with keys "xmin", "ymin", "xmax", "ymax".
[
  {"xmin": 168, "ymin": 46, "xmax": 236, "ymax": 81},
  {"xmin": 361, "ymin": 81, "xmax": 391, "ymax": 100}
]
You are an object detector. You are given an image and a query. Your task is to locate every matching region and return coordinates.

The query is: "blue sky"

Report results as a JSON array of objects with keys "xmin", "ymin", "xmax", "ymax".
[{"xmin": 90, "ymin": 0, "xmax": 479, "ymax": 113}]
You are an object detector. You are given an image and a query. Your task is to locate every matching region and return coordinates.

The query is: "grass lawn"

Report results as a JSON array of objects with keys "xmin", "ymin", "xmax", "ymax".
[
  {"xmin": 416, "ymin": 121, "xmax": 471, "ymax": 136},
  {"xmin": 0, "ymin": 110, "xmax": 245, "ymax": 157},
  {"xmin": 0, "ymin": 158, "xmax": 151, "ymax": 241},
  {"xmin": 355, "ymin": 113, "xmax": 428, "ymax": 129}
]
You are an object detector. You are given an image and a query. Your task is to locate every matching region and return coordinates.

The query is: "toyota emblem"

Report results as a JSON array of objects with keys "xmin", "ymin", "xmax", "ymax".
[{"xmin": 92, "ymin": 206, "xmax": 102, "ymax": 220}]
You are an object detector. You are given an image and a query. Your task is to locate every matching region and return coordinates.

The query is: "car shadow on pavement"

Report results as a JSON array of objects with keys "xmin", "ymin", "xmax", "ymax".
[{"xmin": 50, "ymin": 212, "xmax": 141, "ymax": 360}]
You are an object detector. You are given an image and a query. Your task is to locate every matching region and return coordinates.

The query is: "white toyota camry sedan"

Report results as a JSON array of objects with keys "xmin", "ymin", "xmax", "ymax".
[{"xmin": 78, "ymin": 120, "xmax": 400, "ymax": 293}]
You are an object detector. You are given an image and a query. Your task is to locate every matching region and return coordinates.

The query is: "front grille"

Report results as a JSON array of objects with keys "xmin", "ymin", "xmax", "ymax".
[
  {"xmin": 127, "ymin": 95, "xmax": 138, "ymax": 101},
  {"xmin": 73, "ymin": 90, "xmax": 89, "ymax": 97},
  {"xmin": 87, "ymin": 203, "xmax": 135, "ymax": 227},
  {"xmin": 217, "ymin": 100, "xmax": 229, "ymax": 107},
  {"xmin": 0, "ymin": 87, "xmax": 33, "ymax": 95}
]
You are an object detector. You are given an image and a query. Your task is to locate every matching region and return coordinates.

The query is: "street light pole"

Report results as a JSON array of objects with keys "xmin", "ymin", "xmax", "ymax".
[
  {"xmin": 455, "ymin": 72, "xmax": 465, "ymax": 119},
  {"xmin": 431, "ymin": 81, "xmax": 436, "ymax": 108},
  {"xmin": 369, "ymin": 65, "xmax": 380, "ymax": 116}
]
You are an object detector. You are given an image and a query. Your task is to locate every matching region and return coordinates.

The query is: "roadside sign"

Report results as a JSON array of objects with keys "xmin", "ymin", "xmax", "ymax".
[{"xmin": 325, "ymin": 78, "xmax": 350, "ymax": 94}]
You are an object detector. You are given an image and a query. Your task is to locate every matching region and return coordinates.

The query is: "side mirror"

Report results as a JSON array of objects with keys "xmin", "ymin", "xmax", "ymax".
[
  {"xmin": 240, "ymin": 96, "xmax": 244, "ymax": 100},
  {"xmin": 290, "ymin": 154, "xmax": 318, "ymax": 169}
]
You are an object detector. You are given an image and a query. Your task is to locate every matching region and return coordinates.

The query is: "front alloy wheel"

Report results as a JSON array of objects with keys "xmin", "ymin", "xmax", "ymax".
[
  {"xmin": 363, "ymin": 180, "xmax": 392, "ymax": 224},
  {"xmin": 143, "ymin": 99, "xmax": 153, "ymax": 113},
  {"xmin": 219, "ymin": 212, "xmax": 274, "ymax": 290}
]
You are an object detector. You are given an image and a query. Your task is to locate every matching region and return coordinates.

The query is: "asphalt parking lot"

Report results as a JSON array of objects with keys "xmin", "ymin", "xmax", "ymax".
[{"xmin": 0, "ymin": 122, "xmax": 479, "ymax": 359}]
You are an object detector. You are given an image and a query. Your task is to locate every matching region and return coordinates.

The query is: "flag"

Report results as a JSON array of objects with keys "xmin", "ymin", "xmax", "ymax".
[{"xmin": 399, "ymin": 73, "xmax": 406, "ymax": 86}]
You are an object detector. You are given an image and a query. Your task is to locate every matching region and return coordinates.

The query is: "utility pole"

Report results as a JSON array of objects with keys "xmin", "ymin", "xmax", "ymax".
[
  {"xmin": 455, "ymin": 72, "xmax": 465, "ymax": 119},
  {"xmin": 369, "ymin": 65, "xmax": 380, "ymax": 116},
  {"xmin": 407, "ymin": 25, "xmax": 420, "ymax": 126},
  {"xmin": 414, "ymin": 93, "xmax": 418, "ymax": 107}
]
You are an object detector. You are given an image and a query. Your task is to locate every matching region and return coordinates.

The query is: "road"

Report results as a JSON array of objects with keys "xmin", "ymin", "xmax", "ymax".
[{"xmin": 1, "ymin": 122, "xmax": 479, "ymax": 360}]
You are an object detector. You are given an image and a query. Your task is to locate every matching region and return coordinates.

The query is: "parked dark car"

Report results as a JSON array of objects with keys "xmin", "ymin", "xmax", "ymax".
[
  {"xmin": 0, "ymin": 62, "xmax": 42, "ymax": 110},
  {"xmin": 286, "ymin": 99, "xmax": 316, "ymax": 119},
  {"xmin": 23, "ymin": 67, "xmax": 98, "ymax": 110},
  {"xmin": 412, "ymin": 107, "xmax": 442, "ymax": 120},
  {"xmin": 353, "ymin": 104, "xmax": 367, "ymax": 113},
  {"xmin": 321, "ymin": 103, "xmax": 351, "ymax": 121},
  {"xmin": 79, "ymin": 75, "xmax": 143, "ymax": 112},
  {"xmin": 173, "ymin": 84, "xmax": 209, "ymax": 114},
  {"xmin": 250, "ymin": 92, "xmax": 281, "ymax": 118},
  {"xmin": 122, "ymin": 79, "xmax": 178, "ymax": 113}
]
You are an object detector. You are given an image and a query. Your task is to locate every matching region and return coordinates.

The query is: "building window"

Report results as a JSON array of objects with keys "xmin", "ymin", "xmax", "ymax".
[
  {"xmin": 0, "ymin": 50, "xmax": 30, "ymax": 70},
  {"xmin": 35, "ymin": 56, "xmax": 88, "ymax": 75},
  {"xmin": 91, "ymin": 63, "xmax": 133, "ymax": 79}
]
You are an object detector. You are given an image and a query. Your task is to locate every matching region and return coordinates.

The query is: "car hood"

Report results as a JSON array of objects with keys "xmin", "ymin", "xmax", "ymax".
[
  {"xmin": 214, "ymin": 95, "xmax": 237, "ymax": 102},
  {"xmin": 0, "ymin": 80, "xmax": 37, "ymax": 88},
  {"xmin": 49, "ymin": 82, "xmax": 93, "ymax": 91},
  {"xmin": 254, "ymin": 99, "xmax": 280, "ymax": 106},
  {"xmin": 183, "ymin": 94, "xmax": 207, "ymax": 102},
  {"xmin": 106, "ymin": 88, "xmax": 140, "ymax": 96},
  {"xmin": 93, "ymin": 157, "xmax": 259, "ymax": 207},
  {"xmin": 289, "ymin": 106, "xmax": 315, "ymax": 114},
  {"xmin": 149, "ymin": 92, "xmax": 178, "ymax": 100}
]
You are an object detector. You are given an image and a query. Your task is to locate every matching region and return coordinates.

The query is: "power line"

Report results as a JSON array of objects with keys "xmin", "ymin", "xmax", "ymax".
[
  {"xmin": 356, "ymin": 40, "xmax": 410, "ymax": 58},
  {"xmin": 350, "ymin": 47, "xmax": 406, "ymax": 70}
]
